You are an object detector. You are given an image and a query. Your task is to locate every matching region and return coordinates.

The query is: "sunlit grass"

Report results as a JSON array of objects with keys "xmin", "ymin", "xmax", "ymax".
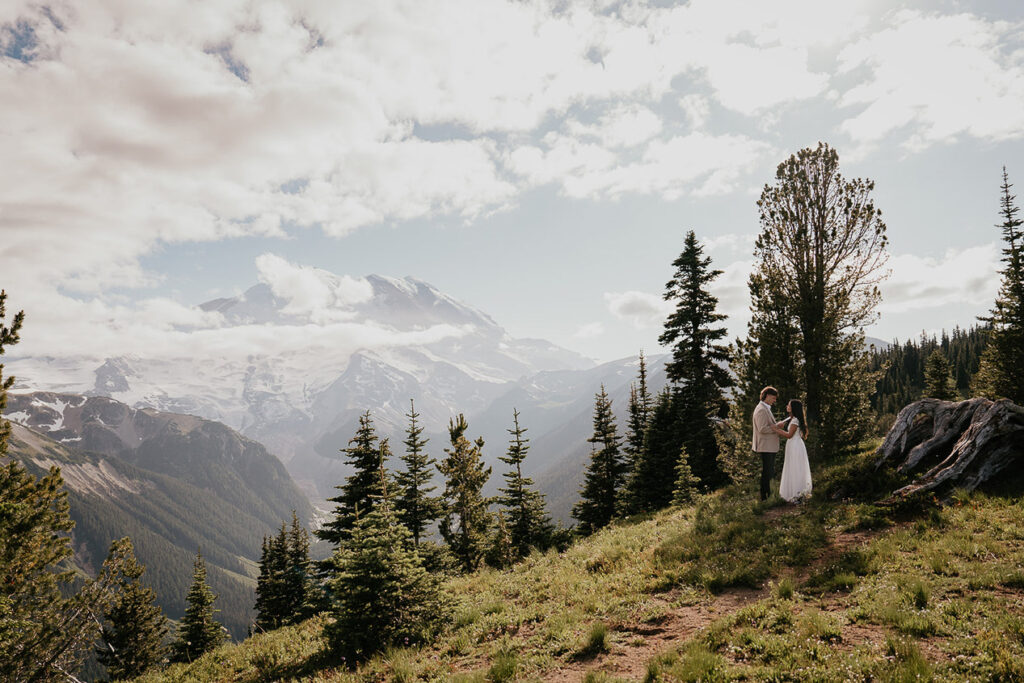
[{"xmin": 136, "ymin": 449, "xmax": 1024, "ymax": 682}]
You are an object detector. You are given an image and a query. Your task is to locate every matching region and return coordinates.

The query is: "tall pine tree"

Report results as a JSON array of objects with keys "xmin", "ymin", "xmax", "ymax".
[
  {"xmin": 619, "ymin": 352, "xmax": 654, "ymax": 515},
  {"xmin": 977, "ymin": 167, "xmax": 1024, "ymax": 403},
  {"xmin": 394, "ymin": 399, "xmax": 441, "ymax": 546},
  {"xmin": 496, "ymin": 409, "xmax": 552, "ymax": 559},
  {"xmin": 325, "ymin": 468, "xmax": 450, "ymax": 662},
  {"xmin": 658, "ymin": 231, "xmax": 731, "ymax": 489},
  {"xmin": 573, "ymin": 385, "xmax": 626, "ymax": 534},
  {"xmin": 316, "ymin": 411, "xmax": 389, "ymax": 546},
  {"xmin": 255, "ymin": 512, "xmax": 316, "ymax": 631},
  {"xmin": 438, "ymin": 415, "xmax": 492, "ymax": 572},
  {"xmin": 171, "ymin": 550, "xmax": 226, "ymax": 663},
  {"xmin": 254, "ymin": 526, "xmax": 289, "ymax": 631},
  {"xmin": 283, "ymin": 511, "xmax": 316, "ymax": 620},
  {"xmin": 97, "ymin": 538, "xmax": 169, "ymax": 680},
  {"xmin": 626, "ymin": 388, "xmax": 680, "ymax": 511}
]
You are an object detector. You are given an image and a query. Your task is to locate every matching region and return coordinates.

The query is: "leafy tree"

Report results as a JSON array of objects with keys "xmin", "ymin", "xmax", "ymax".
[
  {"xmin": 924, "ymin": 350, "xmax": 956, "ymax": 401},
  {"xmin": 659, "ymin": 231, "xmax": 732, "ymax": 487},
  {"xmin": 437, "ymin": 415, "xmax": 492, "ymax": 572},
  {"xmin": 619, "ymin": 352, "xmax": 654, "ymax": 515},
  {"xmin": 317, "ymin": 411, "xmax": 389, "ymax": 546},
  {"xmin": 97, "ymin": 538, "xmax": 169, "ymax": 680},
  {"xmin": 573, "ymin": 385, "xmax": 626, "ymax": 534},
  {"xmin": 750, "ymin": 143, "xmax": 889, "ymax": 459},
  {"xmin": 171, "ymin": 550, "xmax": 226, "ymax": 663},
  {"xmin": 671, "ymin": 447, "xmax": 699, "ymax": 507},
  {"xmin": 394, "ymin": 399, "xmax": 441, "ymax": 546},
  {"xmin": 325, "ymin": 470, "xmax": 450, "ymax": 662},
  {"xmin": 496, "ymin": 409, "xmax": 552, "ymax": 559},
  {"xmin": 977, "ymin": 167, "xmax": 1024, "ymax": 403}
]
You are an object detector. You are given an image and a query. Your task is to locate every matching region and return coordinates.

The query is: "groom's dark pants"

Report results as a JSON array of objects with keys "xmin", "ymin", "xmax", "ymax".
[{"xmin": 757, "ymin": 451, "xmax": 775, "ymax": 501}]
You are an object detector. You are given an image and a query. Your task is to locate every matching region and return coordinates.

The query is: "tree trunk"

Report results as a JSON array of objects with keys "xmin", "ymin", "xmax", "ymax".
[{"xmin": 875, "ymin": 398, "xmax": 1024, "ymax": 502}]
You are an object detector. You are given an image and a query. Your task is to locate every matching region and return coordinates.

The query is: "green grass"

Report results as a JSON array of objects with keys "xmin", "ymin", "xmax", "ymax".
[{"xmin": 137, "ymin": 448, "xmax": 1024, "ymax": 682}]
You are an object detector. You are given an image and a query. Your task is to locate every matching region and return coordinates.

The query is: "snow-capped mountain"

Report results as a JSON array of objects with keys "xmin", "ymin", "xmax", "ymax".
[{"xmin": 7, "ymin": 273, "xmax": 614, "ymax": 511}]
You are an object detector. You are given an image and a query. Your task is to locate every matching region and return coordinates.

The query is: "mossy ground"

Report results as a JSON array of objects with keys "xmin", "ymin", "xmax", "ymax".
[{"xmin": 137, "ymin": 448, "xmax": 1024, "ymax": 682}]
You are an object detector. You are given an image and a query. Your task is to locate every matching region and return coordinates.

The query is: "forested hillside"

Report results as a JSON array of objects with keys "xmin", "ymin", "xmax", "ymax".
[
  {"xmin": 868, "ymin": 326, "xmax": 989, "ymax": 432},
  {"xmin": 5, "ymin": 405, "xmax": 312, "ymax": 641}
]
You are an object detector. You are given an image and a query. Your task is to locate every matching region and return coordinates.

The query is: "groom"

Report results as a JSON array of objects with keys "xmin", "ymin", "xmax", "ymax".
[{"xmin": 752, "ymin": 386, "xmax": 788, "ymax": 501}]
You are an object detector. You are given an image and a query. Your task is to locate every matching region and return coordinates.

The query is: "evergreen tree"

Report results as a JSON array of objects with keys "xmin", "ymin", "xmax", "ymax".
[
  {"xmin": 283, "ymin": 511, "xmax": 316, "ymax": 621},
  {"xmin": 254, "ymin": 527, "xmax": 289, "ymax": 631},
  {"xmin": 171, "ymin": 550, "xmax": 226, "ymax": 663},
  {"xmin": 671, "ymin": 447, "xmax": 699, "ymax": 507},
  {"xmin": 496, "ymin": 409, "xmax": 552, "ymax": 559},
  {"xmin": 977, "ymin": 167, "xmax": 1024, "ymax": 403},
  {"xmin": 573, "ymin": 385, "xmax": 626, "ymax": 534},
  {"xmin": 625, "ymin": 388, "xmax": 681, "ymax": 512},
  {"xmin": 749, "ymin": 143, "xmax": 889, "ymax": 459},
  {"xmin": 97, "ymin": 538, "xmax": 169, "ymax": 680},
  {"xmin": 316, "ymin": 412, "xmax": 389, "ymax": 546},
  {"xmin": 924, "ymin": 350, "xmax": 956, "ymax": 400},
  {"xmin": 0, "ymin": 289, "xmax": 23, "ymax": 461},
  {"xmin": 437, "ymin": 415, "xmax": 492, "ymax": 572},
  {"xmin": 325, "ymin": 470, "xmax": 450, "ymax": 662},
  {"xmin": 659, "ymin": 232, "xmax": 732, "ymax": 488},
  {"xmin": 255, "ymin": 512, "xmax": 316, "ymax": 631},
  {"xmin": 619, "ymin": 352, "xmax": 654, "ymax": 515},
  {"xmin": 394, "ymin": 399, "xmax": 441, "ymax": 546},
  {"xmin": 1, "ymin": 294, "xmax": 129, "ymax": 680},
  {"xmin": 866, "ymin": 326, "xmax": 989, "ymax": 432},
  {"xmin": 486, "ymin": 510, "xmax": 516, "ymax": 569}
]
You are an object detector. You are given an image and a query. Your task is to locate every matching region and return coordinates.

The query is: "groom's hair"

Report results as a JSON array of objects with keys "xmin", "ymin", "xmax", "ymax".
[{"xmin": 760, "ymin": 386, "xmax": 778, "ymax": 401}]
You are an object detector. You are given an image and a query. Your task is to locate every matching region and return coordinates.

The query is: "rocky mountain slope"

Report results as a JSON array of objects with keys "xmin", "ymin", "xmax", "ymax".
[{"xmin": 4, "ymin": 393, "xmax": 314, "ymax": 639}]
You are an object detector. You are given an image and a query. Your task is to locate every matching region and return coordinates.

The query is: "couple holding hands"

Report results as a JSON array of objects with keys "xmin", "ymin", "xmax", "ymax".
[{"xmin": 752, "ymin": 386, "xmax": 812, "ymax": 503}]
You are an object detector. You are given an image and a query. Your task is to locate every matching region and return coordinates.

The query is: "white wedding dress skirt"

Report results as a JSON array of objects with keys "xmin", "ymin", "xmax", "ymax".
[{"xmin": 779, "ymin": 420, "xmax": 812, "ymax": 501}]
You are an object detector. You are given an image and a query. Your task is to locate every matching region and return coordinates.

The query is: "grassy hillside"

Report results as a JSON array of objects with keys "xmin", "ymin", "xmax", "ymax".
[{"xmin": 137, "ymin": 446, "xmax": 1024, "ymax": 682}]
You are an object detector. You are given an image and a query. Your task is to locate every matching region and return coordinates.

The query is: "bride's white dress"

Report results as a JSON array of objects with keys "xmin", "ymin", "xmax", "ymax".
[{"xmin": 779, "ymin": 418, "xmax": 812, "ymax": 502}]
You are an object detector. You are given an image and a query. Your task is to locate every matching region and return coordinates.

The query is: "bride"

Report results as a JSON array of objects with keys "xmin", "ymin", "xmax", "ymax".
[{"xmin": 778, "ymin": 399, "xmax": 812, "ymax": 502}]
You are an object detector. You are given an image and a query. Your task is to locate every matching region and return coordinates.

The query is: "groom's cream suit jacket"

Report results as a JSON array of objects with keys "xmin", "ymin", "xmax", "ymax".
[{"xmin": 751, "ymin": 401, "xmax": 780, "ymax": 453}]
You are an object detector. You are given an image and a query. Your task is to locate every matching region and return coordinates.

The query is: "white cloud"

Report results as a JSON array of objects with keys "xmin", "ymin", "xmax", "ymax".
[
  {"xmin": 254, "ymin": 253, "xmax": 373, "ymax": 322},
  {"xmin": 2, "ymin": 0, "xmax": 1019, "ymax": 372},
  {"xmin": 704, "ymin": 233, "xmax": 756, "ymax": 255},
  {"xmin": 573, "ymin": 322, "xmax": 606, "ymax": 339},
  {"xmin": 509, "ymin": 131, "xmax": 772, "ymax": 199},
  {"xmin": 837, "ymin": 11, "xmax": 1024, "ymax": 148},
  {"xmin": 879, "ymin": 244, "xmax": 1001, "ymax": 314},
  {"xmin": 679, "ymin": 94, "xmax": 710, "ymax": 129},
  {"xmin": 604, "ymin": 291, "xmax": 672, "ymax": 329},
  {"xmin": 566, "ymin": 104, "xmax": 663, "ymax": 148}
]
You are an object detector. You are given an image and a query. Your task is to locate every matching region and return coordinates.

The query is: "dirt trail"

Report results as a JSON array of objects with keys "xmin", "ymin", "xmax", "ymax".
[
  {"xmin": 542, "ymin": 506, "xmax": 889, "ymax": 682},
  {"xmin": 544, "ymin": 588, "xmax": 765, "ymax": 683}
]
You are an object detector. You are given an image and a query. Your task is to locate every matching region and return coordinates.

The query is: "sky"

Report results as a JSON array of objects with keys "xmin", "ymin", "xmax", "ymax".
[{"xmin": 1, "ymin": 0, "xmax": 1023, "ymax": 368}]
